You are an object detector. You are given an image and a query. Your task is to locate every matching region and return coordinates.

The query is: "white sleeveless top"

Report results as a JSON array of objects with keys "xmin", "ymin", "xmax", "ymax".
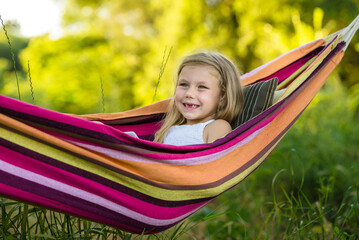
[{"xmin": 163, "ymin": 120, "xmax": 214, "ymax": 146}]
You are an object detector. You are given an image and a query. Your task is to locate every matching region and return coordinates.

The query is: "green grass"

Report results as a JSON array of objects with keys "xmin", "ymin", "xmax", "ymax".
[
  {"xmin": 0, "ymin": 199, "xmax": 202, "ymax": 239},
  {"xmin": 1, "ymin": 172, "xmax": 358, "ymax": 239}
]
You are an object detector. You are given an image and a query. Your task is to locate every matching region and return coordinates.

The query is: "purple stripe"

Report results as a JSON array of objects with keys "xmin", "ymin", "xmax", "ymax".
[
  {"xmin": 0, "ymin": 101, "xmax": 204, "ymax": 154},
  {"xmin": 0, "ymin": 146, "xmax": 209, "ymax": 219},
  {"xmin": 241, "ymin": 39, "xmax": 322, "ymax": 79},
  {"xmin": 0, "ymin": 96, "xmax": 284, "ymax": 156},
  {"xmin": 0, "ymin": 106, "xmax": 132, "ymax": 144},
  {"xmin": 0, "ymin": 159, "xmax": 207, "ymax": 224},
  {"xmin": 0, "ymin": 165, "xmax": 194, "ymax": 234},
  {"xmin": 104, "ymin": 113, "xmax": 164, "ymax": 126},
  {"xmin": 0, "ymin": 137, "xmax": 213, "ymax": 206},
  {"xmin": 310, "ymin": 41, "xmax": 345, "ymax": 77},
  {"xmin": 0, "ymin": 169, "xmax": 158, "ymax": 230},
  {"xmin": 260, "ymin": 47, "xmax": 323, "ymax": 84},
  {"xmin": 0, "ymin": 183, "xmax": 143, "ymax": 233},
  {"xmin": 306, "ymin": 35, "xmax": 338, "ymax": 69}
]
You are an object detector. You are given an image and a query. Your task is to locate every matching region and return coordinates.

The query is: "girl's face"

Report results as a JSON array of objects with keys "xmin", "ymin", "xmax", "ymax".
[{"xmin": 175, "ymin": 65, "xmax": 222, "ymax": 125}]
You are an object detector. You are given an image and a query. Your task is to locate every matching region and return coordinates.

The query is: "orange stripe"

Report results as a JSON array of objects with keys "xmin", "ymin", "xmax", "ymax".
[
  {"xmin": 78, "ymin": 99, "xmax": 170, "ymax": 121},
  {"xmin": 0, "ymin": 113, "xmax": 144, "ymax": 177}
]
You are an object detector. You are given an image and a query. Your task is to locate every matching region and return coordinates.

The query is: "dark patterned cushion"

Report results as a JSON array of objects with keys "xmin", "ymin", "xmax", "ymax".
[{"xmin": 232, "ymin": 77, "xmax": 278, "ymax": 128}]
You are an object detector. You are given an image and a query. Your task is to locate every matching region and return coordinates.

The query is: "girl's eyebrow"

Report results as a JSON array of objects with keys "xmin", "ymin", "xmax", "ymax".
[
  {"xmin": 197, "ymin": 81, "xmax": 209, "ymax": 86},
  {"xmin": 178, "ymin": 79, "xmax": 208, "ymax": 85},
  {"xmin": 198, "ymin": 80, "xmax": 208, "ymax": 84}
]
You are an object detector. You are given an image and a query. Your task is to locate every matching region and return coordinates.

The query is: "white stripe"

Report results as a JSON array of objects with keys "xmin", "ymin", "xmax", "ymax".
[{"xmin": 0, "ymin": 160, "xmax": 202, "ymax": 226}]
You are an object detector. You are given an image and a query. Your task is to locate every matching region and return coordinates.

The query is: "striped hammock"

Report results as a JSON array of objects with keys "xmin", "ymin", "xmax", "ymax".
[{"xmin": 0, "ymin": 16, "xmax": 358, "ymax": 234}]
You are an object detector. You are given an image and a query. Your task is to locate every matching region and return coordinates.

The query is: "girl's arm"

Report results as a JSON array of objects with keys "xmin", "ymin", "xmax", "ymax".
[{"xmin": 204, "ymin": 119, "xmax": 232, "ymax": 143}]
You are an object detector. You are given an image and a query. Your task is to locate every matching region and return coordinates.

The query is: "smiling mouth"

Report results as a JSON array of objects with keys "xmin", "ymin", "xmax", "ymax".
[{"xmin": 183, "ymin": 103, "xmax": 199, "ymax": 109}]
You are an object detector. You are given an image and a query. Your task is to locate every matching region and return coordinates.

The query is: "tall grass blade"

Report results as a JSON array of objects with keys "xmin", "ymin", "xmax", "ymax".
[
  {"xmin": 65, "ymin": 215, "xmax": 73, "ymax": 239},
  {"xmin": 153, "ymin": 46, "xmax": 172, "ymax": 102},
  {"xmin": 169, "ymin": 221, "xmax": 186, "ymax": 239},
  {"xmin": 0, "ymin": 15, "xmax": 21, "ymax": 100},
  {"xmin": 21, "ymin": 204, "xmax": 28, "ymax": 240},
  {"xmin": 100, "ymin": 76, "xmax": 105, "ymax": 113},
  {"xmin": 271, "ymin": 169, "xmax": 287, "ymax": 213},
  {"xmin": 27, "ymin": 60, "xmax": 35, "ymax": 103},
  {"xmin": 1, "ymin": 199, "xmax": 7, "ymax": 238}
]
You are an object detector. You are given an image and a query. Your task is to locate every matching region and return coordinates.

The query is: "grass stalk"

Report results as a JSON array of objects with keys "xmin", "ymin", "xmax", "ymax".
[
  {"xmin": 21, "ymin": 204, "xmax": 29, "ymax": 240},
  {"xmin": 0, "ymin": 15, "xmax": 21, "ymax": 100},
  {"xmin": 99, "ymin": 76, "xmax": 106, "ymax": 113},
  {"xmin": 27, "ymin": 60, "xmax": 35, "ymax": 103},
  {"xmin": 153, "ymin": 46, "xmax": 172, "ymax": 102}
]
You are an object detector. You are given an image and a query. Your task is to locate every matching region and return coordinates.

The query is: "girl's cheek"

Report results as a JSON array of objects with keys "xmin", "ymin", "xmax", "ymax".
[
  {"xmin": 176, "ymin": 89, "xmax": 185, "ymax": 97},
  {"xmin": 174, "ymin": 91, "xmax": 183, "ymax": 101}
]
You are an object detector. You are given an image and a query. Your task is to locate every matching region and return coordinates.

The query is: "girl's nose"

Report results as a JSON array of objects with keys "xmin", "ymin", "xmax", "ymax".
[{"xmin": 185, "ymin": 87, "xmax": 195, "ymax": 98}]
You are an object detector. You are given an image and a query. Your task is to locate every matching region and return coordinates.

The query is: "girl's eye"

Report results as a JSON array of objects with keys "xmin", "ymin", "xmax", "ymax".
[
  {"xmin": 199, "ymin": 85, "xmax": 208, "ymax": 89},
  {"xmin": 179, "ymin": 83, "xmax": 188, "ymax": 87}
]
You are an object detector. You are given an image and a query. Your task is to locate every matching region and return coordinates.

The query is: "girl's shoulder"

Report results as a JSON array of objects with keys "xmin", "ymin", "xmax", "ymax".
[
  {"xmin": 204, "ymin": 119, "xmax": 232, "ymax": 143},
  {"xmin": 207, "ymin": 119, "xmax": 231, "ymax": 128}
]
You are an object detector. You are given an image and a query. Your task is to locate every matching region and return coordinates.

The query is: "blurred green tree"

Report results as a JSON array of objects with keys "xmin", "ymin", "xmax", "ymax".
[
  {"xmin": 0, "ymin": 1, "xmax": 358, "ymax": 237},
  {"xmin": 0, "ymin": 0, "xmax": 357, "ymax": 113}
]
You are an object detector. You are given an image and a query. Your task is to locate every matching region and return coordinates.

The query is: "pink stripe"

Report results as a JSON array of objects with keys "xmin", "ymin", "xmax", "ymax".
[
  {"xmin": 261, "ymin": 53, "xmax": 315, "ymax": 84},
  {"xmin": 0, "ymin": 160, "xmax": 206, "ymax": 225},
  {"xmin": 0, "ymin": 183, "xmax": 140, "ymax": 233},
  {"xmin": 1, "ymin": 92, "xmax": 289, "ymax": 163},
  {"xmin": 0, "ymin": 95, "xmax": 143, "ymax": 143},
  {"xmin": 111, "ymin": 121, "xmax": 160, "ymax": 135},
  {"xmin": 241, "ymin": 40, "xmax": 319, "ymax": 79},
  {"xmin": 1, "ymin": 91, "xmax": 288, "ymax": 160},
  {"xmin": 0, "ymin": 147, "xmax": 208, "ymax": 219},
  {"xmin": 0, "ymin": 95, "xmax": 279, "ymax": 154},
  {"xmin": 0, "ymin": 86, "xmax": 279, "ymax": 153}
]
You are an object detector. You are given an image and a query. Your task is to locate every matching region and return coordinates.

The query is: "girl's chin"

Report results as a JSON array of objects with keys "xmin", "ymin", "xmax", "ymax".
[{"xmin": 184, "ymin": 117, "xmax": 208, "ymax": 125}]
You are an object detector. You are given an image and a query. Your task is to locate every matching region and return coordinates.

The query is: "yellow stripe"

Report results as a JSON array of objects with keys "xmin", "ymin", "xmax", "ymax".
[
  {"xmin": 277, "ymin": 56, "xmax": 316, "ymax": 89},
  {"xmin": 278, "ymin": 38, "xmax": 339, "ymax": 101},
  {"xmin": 2, "ymin": 126, "xmax": 270, "ymax": 201}
]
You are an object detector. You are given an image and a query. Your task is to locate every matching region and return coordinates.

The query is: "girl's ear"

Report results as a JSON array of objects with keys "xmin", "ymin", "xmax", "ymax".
[
  {"xmin": 217, "ymin": 95, "xmax": 226, "ymax": 112},
  {"xmin": 220, "ymin": 94, "xmax": 227, "ymax": 105}
]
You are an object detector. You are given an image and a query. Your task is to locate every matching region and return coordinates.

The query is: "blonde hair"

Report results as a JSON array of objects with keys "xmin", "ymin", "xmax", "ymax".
[{"xmin": 154, "ymin": 51, "xmax": 244, "ymax": 143}]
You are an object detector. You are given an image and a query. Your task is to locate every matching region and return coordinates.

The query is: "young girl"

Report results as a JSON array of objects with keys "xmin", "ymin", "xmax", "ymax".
[{"xmin": 154, "ymin": 51, "xmax": 244, "ymax": 145}]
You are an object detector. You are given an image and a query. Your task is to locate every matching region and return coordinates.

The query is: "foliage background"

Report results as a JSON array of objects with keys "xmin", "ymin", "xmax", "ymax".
[{"xmin": 0, "ymin": 0, "xmax": 358, "ymax": 238}]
